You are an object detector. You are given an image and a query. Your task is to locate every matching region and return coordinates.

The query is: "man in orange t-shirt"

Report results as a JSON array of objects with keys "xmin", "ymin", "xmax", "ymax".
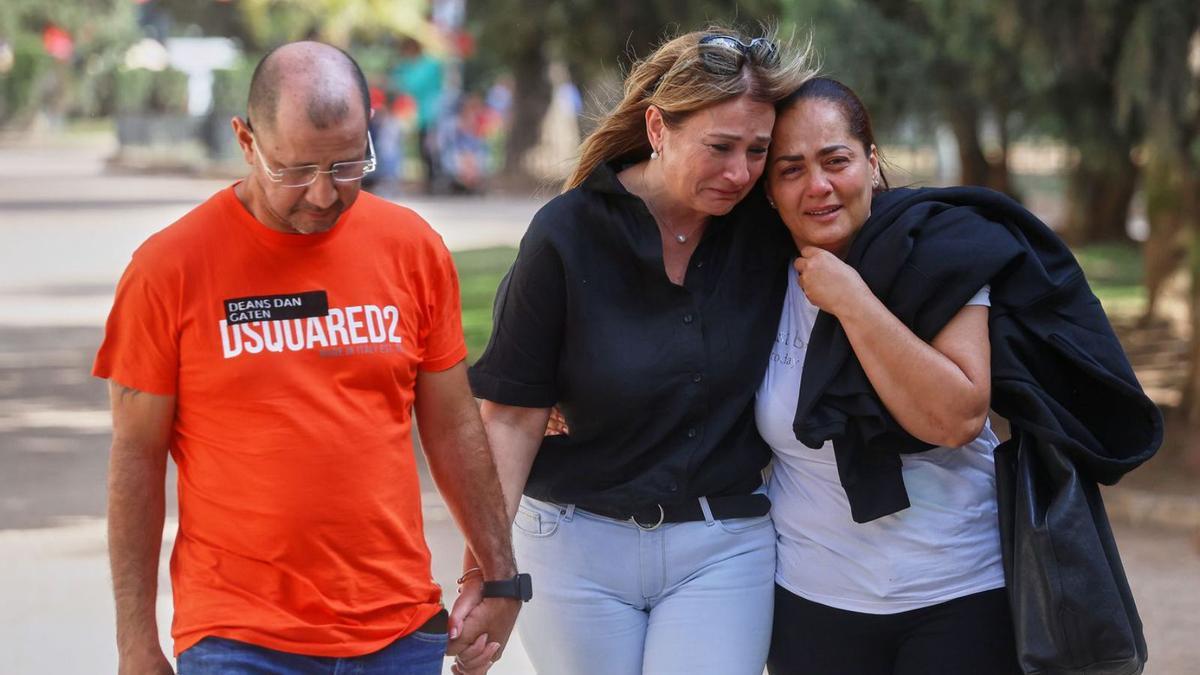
[{"xmin": 95, "ymin": 42, "xmax": 524, "ymax": 675}]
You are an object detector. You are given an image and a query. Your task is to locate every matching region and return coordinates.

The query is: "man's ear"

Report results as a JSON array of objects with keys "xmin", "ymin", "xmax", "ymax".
[{"xmin": 231, "ymin": 116, "xmax": 255, "ymax": 167}]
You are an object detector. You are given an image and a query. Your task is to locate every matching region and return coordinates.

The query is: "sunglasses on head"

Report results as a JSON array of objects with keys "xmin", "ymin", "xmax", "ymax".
[{"xmin": 698, "ymin": 34, "xmax": 779, "ymax": 70}]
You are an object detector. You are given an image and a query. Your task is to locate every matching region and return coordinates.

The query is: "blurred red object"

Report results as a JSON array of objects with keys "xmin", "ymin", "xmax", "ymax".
[
  {"xmin": 391, "ymin": 93, "xmax": 416, "ymax": 120},
  {"xmin": 369, "ymin": 85, "xmax": 387, "ymax": 112},
  {"xmin": 452, "ymin": 31, "xmax": 475, "ymax": 58},
  {"xmin": 42, "ymin": 25, "xmax": 74, "ymax": 62}
]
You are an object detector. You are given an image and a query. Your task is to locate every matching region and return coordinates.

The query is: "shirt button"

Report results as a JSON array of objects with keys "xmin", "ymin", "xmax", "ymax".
[
  {"xmin": 692, "ymin": 373, "xmax": 703, "ymax": 383},
  {"xmin": 687, "ymin": 427, "xmax": 698, "ymax": 438},
  {"xmin": 683, "ymin": 313, "xmax": 694, "ymax": 324},
  {"xmin": 695, "ymin": 261, "xmax": 704, "ymax": 268},
  {"xmin": 668, "ymin": 481, "xmax": 679, "ymax": 492}
]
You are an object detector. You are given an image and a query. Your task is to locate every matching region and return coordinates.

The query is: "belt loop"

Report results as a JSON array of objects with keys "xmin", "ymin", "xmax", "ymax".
[
  {"xmin": 562, "ymin": 504, "xmax": 576, "ymax": 522},
  {"xmin": 698, "ymin": 496, "xmax": 716, "ymax": 526}
]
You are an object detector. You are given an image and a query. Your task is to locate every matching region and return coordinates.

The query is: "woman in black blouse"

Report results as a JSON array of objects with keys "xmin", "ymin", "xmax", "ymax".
[{"xmin": 455, "ymin": 27, "xmax": 815, "ymax": 675}]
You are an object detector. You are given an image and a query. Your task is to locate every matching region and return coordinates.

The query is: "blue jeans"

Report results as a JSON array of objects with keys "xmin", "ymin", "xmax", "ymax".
[
  {"xmin": 513, "ymin": 495, "xmax": 776, "ymax": 675},
  {"xmin": 177, "ymin": 630, "xmax": 447, "ymax": 675}
]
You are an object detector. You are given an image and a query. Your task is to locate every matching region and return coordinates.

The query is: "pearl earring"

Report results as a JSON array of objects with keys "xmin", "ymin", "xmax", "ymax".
[{"xmin": 650, "ymin": 150, "xmax": 660, "ymax": 160}]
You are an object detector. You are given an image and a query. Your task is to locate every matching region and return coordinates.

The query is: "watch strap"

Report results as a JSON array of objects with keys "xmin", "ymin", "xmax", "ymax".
[{"xmin": 482, "ymin": 573, "xmax": 533, "ymax": 602}]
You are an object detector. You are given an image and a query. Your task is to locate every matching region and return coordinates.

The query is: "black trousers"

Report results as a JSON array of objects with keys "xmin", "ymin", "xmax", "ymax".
[{"xmin": 768, "ymin": 585, "xmax": 1021, "ymax": 675}]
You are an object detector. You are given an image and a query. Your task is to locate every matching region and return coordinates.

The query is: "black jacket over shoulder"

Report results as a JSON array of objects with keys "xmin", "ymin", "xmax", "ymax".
[
  {"xmin": 794, "ymin": 186, "xmax": 1162, "ymax": 524},
  {"xmin": 470, "ymin": 164, "xmax": 792, "ymax": 512}
]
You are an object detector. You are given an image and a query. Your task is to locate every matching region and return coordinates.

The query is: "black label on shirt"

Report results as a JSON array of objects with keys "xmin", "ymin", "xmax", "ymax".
[{"xmin": 223, "ymin": 291, "xmax": 329, "ymax": 325}]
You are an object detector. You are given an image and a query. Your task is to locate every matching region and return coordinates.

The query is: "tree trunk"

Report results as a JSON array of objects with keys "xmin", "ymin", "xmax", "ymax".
[
  {"xmin": 1063, "ymin": 147, "xmax": 1138, "ymax": 244},
  {"xmin": 615, "ymin": 0, "xmax": 659, "ymax": 60},
  {"xmin": 1141, "ymin": 153, "xmax": 1189, "ymax": 323},
  {"xmin": 945, "ymin": 103, "xmax": 991, "ymax": 188},
  {"xmin": 987, "ymin": 105, "xmax": 1018, "ymax": 200},
  {"xmin": 501, "ymin": 32, "xmax": 552, "ymax": 184},
  {"xmin": 945, "ymin": 102, "xmax": 1016, "ymax": 198},
  {"xmin": 1177, "ymin": 173, "xmax": 1200, "ymax": 413},
  {"xmin": 1179, "ymin": 204, "xmax": 1200, "ymax": 474}
]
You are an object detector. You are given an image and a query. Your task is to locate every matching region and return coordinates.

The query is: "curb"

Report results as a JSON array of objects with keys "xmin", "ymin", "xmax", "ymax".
[{"xmin": 1102, "ymin": 485, "xmax": 1200, "ymax": 532}]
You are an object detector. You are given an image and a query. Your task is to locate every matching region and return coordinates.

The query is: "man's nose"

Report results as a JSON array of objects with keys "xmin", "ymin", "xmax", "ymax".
[{"xmin": 305, "ymin": 172, "xmax": 338, "ymax": 209}]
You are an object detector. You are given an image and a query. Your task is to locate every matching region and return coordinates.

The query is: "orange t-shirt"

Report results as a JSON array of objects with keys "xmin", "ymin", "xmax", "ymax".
[{"xmin": 93, "ymin": 186, "xmax": 467, "ymax": 657}]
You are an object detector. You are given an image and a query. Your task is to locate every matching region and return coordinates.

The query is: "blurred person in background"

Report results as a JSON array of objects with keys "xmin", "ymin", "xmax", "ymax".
[
  {"xmin": 436, "ymin": 92, "xmax": 491, "ymax": 194},
  {"xmin": 454, "ymin": 27, "xmax": 815, "ymax": 675},
  {"xmin": 484, "ymin": 73, "xmax": 513, "ymax": 131},
  {"xmin": 363, "ymin": 80, "xmax": 394, "ymax": 191},
  {"xmin": 390, "ymin": 37, "xmax": 444, "ymax": 193}
]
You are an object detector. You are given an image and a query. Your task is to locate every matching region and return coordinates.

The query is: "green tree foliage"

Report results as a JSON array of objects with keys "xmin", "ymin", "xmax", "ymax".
[
  {"xmin": 779, "ymin": 0, "xmax": 1050, "ymax": 197},
  {"xmin": 114, "ymin": 67, "xmax": 189, "ymax": 115},
  {"xmin": 780, "ymin": 0, "xmax": 1185, "ymax": 244},
  {"xmin": 143, "ymin": 0, "xmax": 430, "ymax": 51},
  {"xmin": 1009, "ymin": 0, "xmax": 1148, "ymax": 243},
  {"xmin": 235, "ymin": 0, "xmax": 432, "ymax": 50},
  {"xmin": 1126, "ymin": 0, "xmax": 1200, "ymax": 440},
  {"xmin": 467, "ymin": 0, "xmax": 785, "ymax": 183},
  {"xmin": 1130, "ymin": 0, "xmax": 1199, "ymax": 325},
  {"xmin": 0, "ymin": 0, "xmax": 139, "ymax": 125}
]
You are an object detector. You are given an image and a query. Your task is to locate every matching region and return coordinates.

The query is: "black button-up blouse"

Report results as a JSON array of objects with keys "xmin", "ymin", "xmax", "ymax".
[{"xmin": 468, "ymin": 163, "xmax": 792, "ymax": 512}]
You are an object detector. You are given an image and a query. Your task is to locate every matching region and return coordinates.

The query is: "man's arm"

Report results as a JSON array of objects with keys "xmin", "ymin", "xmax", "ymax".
[
  {"xmin": 413, "ymin": 362, "xmax": 520, "ymax": 657},
  {"xmin": 449, "ymin": 399, "xmax": 551, "ymax": 674},
  {"xmin": 106, "ymin": 380, "xmax": 176, "ymax": 675}
]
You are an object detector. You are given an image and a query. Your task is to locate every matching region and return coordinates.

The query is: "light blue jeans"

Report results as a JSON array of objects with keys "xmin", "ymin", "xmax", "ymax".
[{"xmin": 513, "ymin": 495, "xmax": 776, "ymax": 675}]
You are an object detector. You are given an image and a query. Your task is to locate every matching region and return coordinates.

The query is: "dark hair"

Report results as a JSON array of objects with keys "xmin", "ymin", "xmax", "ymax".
[
  {"xmin": 778, "ymin": 77, "xmax": 888, "ymax": 189},
  {"xmin": 247, "ymin": 42, "xmax": 371, "ymax": 132}
]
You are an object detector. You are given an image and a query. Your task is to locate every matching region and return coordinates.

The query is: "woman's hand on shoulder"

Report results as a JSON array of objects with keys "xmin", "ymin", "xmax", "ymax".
[{"xmin": 794, "ymin": 246, "xmax": 872, "ymax": 318}]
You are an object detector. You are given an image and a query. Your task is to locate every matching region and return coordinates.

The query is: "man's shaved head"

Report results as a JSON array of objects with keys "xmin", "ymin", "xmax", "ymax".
[{"xmin": 246, "ymin": 41, "xmax": 370, "ymax": 133}]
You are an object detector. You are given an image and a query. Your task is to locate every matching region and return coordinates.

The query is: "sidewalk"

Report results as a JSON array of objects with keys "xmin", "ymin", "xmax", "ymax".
[
  {"xmin": 0, "ymin": 512, "xmax": 537, "ymax": 674},
  {"xmin": 1103, "ymin": 482, "xmax": 1200, "ymax": 532}
]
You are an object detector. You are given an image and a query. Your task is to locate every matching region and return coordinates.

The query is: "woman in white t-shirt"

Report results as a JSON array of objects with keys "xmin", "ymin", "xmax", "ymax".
[{"xmin": 757, "ymin": 77, "xmax": 1019, "ymax": 675}]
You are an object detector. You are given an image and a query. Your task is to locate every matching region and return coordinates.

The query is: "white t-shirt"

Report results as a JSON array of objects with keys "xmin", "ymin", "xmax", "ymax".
[{"xmin": 755, "ymin": 262, "xmax": 1005, "ymax": 614}]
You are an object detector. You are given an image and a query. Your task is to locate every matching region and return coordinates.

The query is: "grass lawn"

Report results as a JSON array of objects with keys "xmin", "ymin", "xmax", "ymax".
[
  {"xmin": 1074, "ymin": 242, "xmax": 1146, "ymax": 317},
  {"xmin": 453, "ymin": 246, "xmax": 518, "ymax": 362},
  {"xmin": 453, "ymin": 242, "xmax": 1146, "ymax": 362}
]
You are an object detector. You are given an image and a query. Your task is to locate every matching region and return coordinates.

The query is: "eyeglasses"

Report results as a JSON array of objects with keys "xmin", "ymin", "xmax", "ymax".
[
  {"xmin": 698, "ymin": 34, "xmax": 779, "ymax": 73},
  {"xmin": 252, "ymin": 132, "xmax": 377, "ymax": 188}
]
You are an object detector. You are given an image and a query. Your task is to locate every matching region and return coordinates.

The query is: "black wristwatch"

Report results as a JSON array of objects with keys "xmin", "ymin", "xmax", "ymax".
[{"xmin": 482, "ymin": 573, "xmax": 533, "ymax": 602}]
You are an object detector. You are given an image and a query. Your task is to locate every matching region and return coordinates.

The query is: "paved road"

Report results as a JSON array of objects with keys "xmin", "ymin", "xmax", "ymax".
[{"xmin": 2, "ymin": 136, "xmax": 1198, "ymax": 674}]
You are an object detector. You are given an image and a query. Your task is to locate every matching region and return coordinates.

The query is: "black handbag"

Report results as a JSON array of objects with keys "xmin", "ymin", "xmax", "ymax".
[{"xmin": 995, "ymin": 429, "xmax": 1148, "ymax": 675}]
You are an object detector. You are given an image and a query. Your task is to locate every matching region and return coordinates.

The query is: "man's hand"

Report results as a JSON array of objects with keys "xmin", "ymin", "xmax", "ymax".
[
  {"xmin": 414, "ymin": 363, "xmax": 522, "ymax": 667},
  {"xmin": 447, "ymin": 576, "xmax": 520, "ymax": 658},
  {"xmin": 447, "ymin": 577, "xmax": 503, "ymax": 674},
  {"xmin": 452, "ymin": 596, "xmax": 520, "ymax": 669}
]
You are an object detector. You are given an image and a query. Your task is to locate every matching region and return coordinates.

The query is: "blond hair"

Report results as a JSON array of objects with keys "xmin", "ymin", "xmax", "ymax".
[{"xmin": 564, "ymin": 26, "xmax": 817, "ymax": 191}]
